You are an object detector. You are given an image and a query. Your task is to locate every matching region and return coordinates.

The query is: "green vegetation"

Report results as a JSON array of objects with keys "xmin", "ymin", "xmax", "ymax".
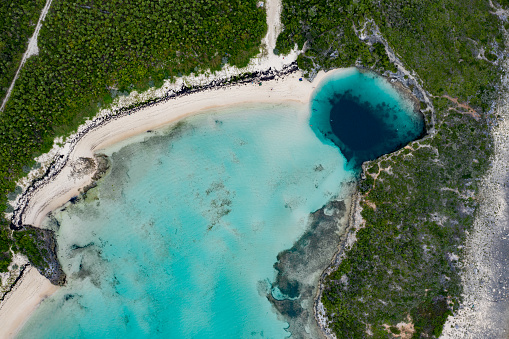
[
  {"xmin": 0, "ymin": 0, "xmax": 45, "ymax": 102},
  {"xmin": 0, "ymin": 0, "xmax": 266, "ymax": 273},
  {"xmin": 0, "ymin": 218, "xmax": 52, "ymax": 273},
  {"xmin": 495, "ymin": 0, "xmax": 509, "ymax": 8},
  {"xmin": 277, "ymin": 0, "xmax": 504, "ymax": 337},
  {"xmin": 372, "ymin": 0, "xmax": 503, "ymax": 109},
  {"xmin": 277, "ymin": 0, "xmax": 395, "ymax": 75},
  {"xmin": 0, "ymin": 223, "xmax": 12, "ymax": 272},
  {"xmin": 12, "ymin": 228, "xmax": 48, "ymax": 269},
  {"xmin": 0, "ymin": 1, "xmax": 504, "ymax": 337},
  {"xmin": 277, "ymin": 0, "xmax": 502, "ymax": 109},
  {"xmin": 323, "ymin": 102, "xmax": 492, "ymax": 337}
]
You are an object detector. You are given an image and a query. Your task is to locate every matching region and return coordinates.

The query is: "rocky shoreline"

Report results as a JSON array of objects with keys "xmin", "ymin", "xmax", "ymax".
[
  {"xmin": 310, "ymin": 22, "xmax": 439, "ymax": 335},
  {"xmin": 0, "ymin": 263, "xmax": 29, "ymax": 303},
  {"xmin": 307, "ymin": 32, "xmax": 438, "ymax": 334},
  {"xmin": 440, "ymin": 56, "xmax": 509, "ymax": 338},
  {"xmin": 268, "ymin": 195, "xmax": 354, "ymax": 339},
  {"xmin": 23, "ymin": 226, "xmax": 66, "ymax": 286},
  {"xmin": 313, "ymin": 191, "xmax": 363, "ymax": 339}
]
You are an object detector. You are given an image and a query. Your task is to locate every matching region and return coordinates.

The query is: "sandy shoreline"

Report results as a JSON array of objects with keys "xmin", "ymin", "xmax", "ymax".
[
  {"xmin": 0, "ymin": 0, "xmax": 326, "ymax": 335},
  {"xmin": 0, "ymin": 266, "xmax": 58, "ymax": 339},
  {"xmin": 20, "ymin": 67, "xmax": 334, "ymax": 229}
]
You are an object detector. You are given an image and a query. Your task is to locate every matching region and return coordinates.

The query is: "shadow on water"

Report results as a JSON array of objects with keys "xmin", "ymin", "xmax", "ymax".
[{"xmin": 270, "ymin": 69, "xmax": 426, "ymax": 337}]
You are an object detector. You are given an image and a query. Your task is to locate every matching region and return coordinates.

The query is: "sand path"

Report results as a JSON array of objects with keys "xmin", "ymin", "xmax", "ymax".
[
  {"xmin": 0, "ymin": 0, "xmax": 53, "ymax": 111},
  {"xmin": 263, "ymin": 0, "xmax": 282, "ymax": 53}
]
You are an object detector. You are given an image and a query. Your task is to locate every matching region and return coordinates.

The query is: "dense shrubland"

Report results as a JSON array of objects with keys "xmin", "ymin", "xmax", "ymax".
[
  {"xmin": 496, "ymin": 0, "xmax": 509, "ymax": 8},
  {"xmin": 277, "ymin": 0, "xmax": 504, "ymax": 337},
  {"xmin": 277, "ymin": 0, "xmax": 502, "ymax": 109},
  {"xmin": 11, "ymin": 228, "xmax": 48, "ymax": 269},
  {"xmin": 276, "ymin": 0, "xmax": 401, "ymax": 76},
  {"xmin": 0, "ymin": 0, "xmax": 45, "ymax": 102},
  {"xmin": 0, "ymin": 0, "xmax": 266, "ymax": 272},
  {"xmin": 372, "ymin": 0, "xmax": 503, "ymax": 109},
  {"xmin": 323, "ymin": 103, "xmax": 493, "ymax": 337}
]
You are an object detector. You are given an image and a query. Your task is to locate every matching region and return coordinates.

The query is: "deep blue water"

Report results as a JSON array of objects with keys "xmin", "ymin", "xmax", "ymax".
[
  {"xmin": 310, "ymin": 69, "xmax": 425, "ymax": 166},
  {"xmin": 17, "ymin": 69, "xmax": 424, "ymax": 338}
]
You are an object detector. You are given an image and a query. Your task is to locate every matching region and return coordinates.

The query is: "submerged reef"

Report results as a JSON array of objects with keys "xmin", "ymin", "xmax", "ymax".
[{"xmin": 268, "ymin": 199, "xmax": 351, "ymax": 338}]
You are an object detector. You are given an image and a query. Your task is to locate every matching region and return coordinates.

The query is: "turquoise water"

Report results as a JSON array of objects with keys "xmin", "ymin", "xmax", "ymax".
[
  {"xmin": 18, "ymin": 104, "xmax": 353, "ymax": 338},
  {"xmin": 17, "ymin": 69, "xmax": 423, "ymax": 338}
]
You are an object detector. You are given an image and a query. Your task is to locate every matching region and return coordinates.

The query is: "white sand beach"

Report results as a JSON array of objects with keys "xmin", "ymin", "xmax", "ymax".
[
  {"xmin": 0, "ymin": 0, "xmax": 319, "ymax": 335},
  {"xmin": 22, "ymin": 70, "xmax": 332, "ymax": 228},
  {"xmin": 0, "ymin": 267, "xmax": 58, "ymax": 339},
  {"xmin": 0, "ymin": 0, "xmax": 355, "ymax": 335}
]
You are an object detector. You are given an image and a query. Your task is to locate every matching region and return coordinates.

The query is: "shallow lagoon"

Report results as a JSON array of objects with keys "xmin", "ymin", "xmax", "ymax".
[
  {"xmin": 17, "ymin": 69, "xmax": 424, "ymax": 338},
  {"xmin": 19, "ymin": 104, "xmax": 354, "ymax": 338}
]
